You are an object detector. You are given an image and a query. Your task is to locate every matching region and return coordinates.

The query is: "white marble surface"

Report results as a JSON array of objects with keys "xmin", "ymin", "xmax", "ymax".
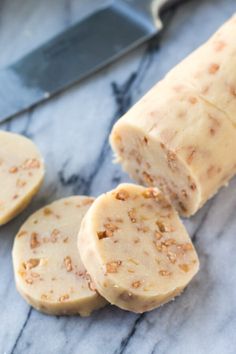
[{"xmin": 0, "ymin": 0, "xmax": 236, "ymax": 353}]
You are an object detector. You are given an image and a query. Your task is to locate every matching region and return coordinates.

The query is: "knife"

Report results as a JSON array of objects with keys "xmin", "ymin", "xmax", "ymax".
[{"xmin": 0, "ymin": 0, "xmax": 184, "ymax": 123}]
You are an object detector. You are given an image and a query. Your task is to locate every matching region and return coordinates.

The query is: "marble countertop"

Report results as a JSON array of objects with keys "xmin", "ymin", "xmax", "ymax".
[{"xmin": 1, "ymin": 0, "xmax": 236, "ymax": 353}]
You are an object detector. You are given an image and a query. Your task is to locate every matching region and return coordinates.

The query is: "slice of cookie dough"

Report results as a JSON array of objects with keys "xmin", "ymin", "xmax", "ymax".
[
  {"xmin": 13, "ymin": 196, "xmax": 107, "ymax": 316},
  {"xmin": 78, "ymin": 184, "xmax": 199, "ymax": 313},
  {"xmin": 0, "ymin": 131, "xmax": 45, "ymax": 225}
]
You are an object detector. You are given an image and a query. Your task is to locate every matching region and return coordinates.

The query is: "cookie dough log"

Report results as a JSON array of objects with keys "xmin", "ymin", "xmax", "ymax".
[
  {"xmin": 167, "ymin": 14, "xmax": 236, "ymax": 125},
  {"xmin": 13, "ymin": 196, "xmax": 107, "ymax": 316},
  {"xmin": 110, "ymin": 81, "xmax": 236, "ymax": 216},
  {"xmin": 78, "ymin": 184, "xmax": 199, "ymax": 313},
  {"xmin": 0, "ymin": 131, "xmax": 45, "ymax": 225}
]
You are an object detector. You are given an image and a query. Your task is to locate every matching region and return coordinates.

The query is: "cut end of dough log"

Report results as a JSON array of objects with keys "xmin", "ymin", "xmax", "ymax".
[
  {"xmin": 110, "ymin": 79, "xmax": 236, "ymax": 216},
  {"xmin": 110, "ymin": 119, "xmax": 200, "ymax": 217},
  {"xmin": 78, "ymin": 183, "xmax": 199, "ymax": 313},
  {"xmin": 0, "ymin": 131, "xmax": 45, "ymax": 225},
  {"xmin": 12, "ymin": 196, "xmax": 107, "ymax": 316}
]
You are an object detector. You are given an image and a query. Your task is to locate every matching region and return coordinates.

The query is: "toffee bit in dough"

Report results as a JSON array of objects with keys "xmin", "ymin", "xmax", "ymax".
[
  {"xmin": 190, "ymin": 182, "xmax": 197, "ymax": 191},
  {"xmin": 115, "ymin": 189, "xmax": 129, "ymax": 201},
  {"xmin": 106, "ymin": 261, "xmax": 122, "ymax": 273},
  {"xmin": 30, "ymin": 232, "xmax": 40, "ymax": 249},
  {"xmin": 97, "ymin": 222, "xmax": 119, "ymax": 239},
  {"xmin": 16, "ymin": 179, "xmax": 27, "ymax": 188},
  {"xmin": 9, "ymin": 166, "xmax": 18, "ymax": 173},
  {"xmin": 43, "ymin": 207, "xmax": 53, "ymax": 216},
  {"xmin": 156, "ymin": 242, "xmax": 168, "ymax": 253},
  {"xmin": 208, "ymin": 63, "xmax": 220, "ymax": 74},
  {"xmin": 229, "ymin": 85, "xmax": 236, "ymax": 98},
  {"xmin": 167, "ymin": 252, "xmax": 177, "ymax": 264},
  {"xmin": 167, "ymin": 151, "xmax": 178, "ymax": 172},
  {"xmin": 17, "ymin": 230, "xmax": 28, "ymax": 238},
  {"xmin": 159, "ymin": 270, "xmax": 172, "ymax": 276},
  {"xmin": 137, "ymin": 225, "xmax": 149, "ymax": 233},
  {"xmin": 188, "ymin": 96, "xmax": 198, "ymax": 104},
  {"xmin": 64, "ymin": 256, "xmax": 73, "ymax": 272},
  {"xmin": 164, "ymin": 238, "xmax": 176, "ymax": 246},
  {"xmin": 128, "ymin": 208, "xmax": 137, "ymax": 223},
  {"xmin": 82, "ymin": 198, "xmax": 94, "ymax": 206},
  {"xmin": 41, "ymin": 294, "xmax": 50, "ymax": 301},
  {"xmin": 97, "ymin": 231, "xmax": 109, "ymax": 240},
  {"xmin": 78, "ymin": 183, "xmax": 199, "ymax": 313},
  {"xmin": 85, "ymin": 273, "xmax": 97, "ymax": 292},
  {"xmin": 132, "ymin": 281, "xmax": 141, "ymax": 289},
  {"xmin": 156, "ymin": 221, "xmax": 167, "ymax": 233},
  {"xmin": 213, "ymin": 40, "xmax": 226, "ymax": 52},
  {"xmin": 31, "ymin": 272, "xmax": 40, "ymax": 278},
  {"xmin": 50, "ymin": 228, "xmax": 60, "ymax": 242},
  {"xmin": 155, "ymin": 231, "xmax": 163, "ymax": 240},
  {"xmin": 104, "ymin": 223, "xmax": 119, "ymax": 237},
  {"xmin": 128, "ymin": 269, "xmax": 135, "ymax": 273},
  {"xmin": 186, "ymin": 147, "xmax": 196, "ymax": 165},
  {"xmin": 128, "ymin": 258, "xmax": 139, "ymax": 265},
  {"xmin": 179, "ymin": 264, "xmax": 190, "ymax": 272},
  {"xmin": 13, "ymin": 196, "xmax": 106, "ymax": 316},
  {"xmin": 22, "ymin": 158, "xmax": 40, "ymax": 169},
  {"xmin": 24, "ymin": 259, "xmax": 40, "ymax": 270},
  {"xmin": 142, "ymin": 171, "xmax": 154, "ymax": 185},
  {"xmin": 179, "ymin": 202, "xmax": 187, "ymax": 213},
  {"xmin": 142, "ymin": 188, "xmax": 159, "ymax": 199},
  {"xmin": 181, "ymin": 243, "xmax": 193, "ymax": 251},
  {"xmin": 59, "ymin": 294, "xmax": 70, "ymax": 302}
]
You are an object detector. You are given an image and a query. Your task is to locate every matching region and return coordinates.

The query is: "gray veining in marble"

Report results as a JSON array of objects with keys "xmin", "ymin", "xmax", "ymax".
[{"xmin": 0, "ymin": 0, "xmax": 236, "ymax": 353}]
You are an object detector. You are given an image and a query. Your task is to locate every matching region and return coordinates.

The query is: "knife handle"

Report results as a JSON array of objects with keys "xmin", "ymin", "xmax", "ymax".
[
  {"xmin": 123, "ymin": 0, "xmax": 185, "ymax": 29},
  {"xmin": 153, "ymin": 0, "xmax": 186, "ymax": 28},
  {"xmin": 154, "ymin": 0, "xmax": 186, "ymax": 17}
]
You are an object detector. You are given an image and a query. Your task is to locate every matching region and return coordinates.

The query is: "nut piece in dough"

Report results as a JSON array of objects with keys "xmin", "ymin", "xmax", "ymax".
[
  {"xmin": 78, "ymin": 184, "xmax": 199, "ymax": 313},
  {"xmin": 0, "ymin": 131, "xmax": 45, "ymax": 225},
  {"xmin": 13, "ymin": 196, "xmax": 107, "ymax": 316}
]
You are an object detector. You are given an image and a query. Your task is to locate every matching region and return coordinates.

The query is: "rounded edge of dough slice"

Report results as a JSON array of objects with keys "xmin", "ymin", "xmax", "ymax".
[
  {"xmin": 110, "ymin": 119, "xmax": 201, "ymax": 217},
  {"xmin": 78, "ymin": 183, "xmax": 199, "ymax": 313},
  {"xmin": 12, "ymin": 196, "xmax": 107, "ymax": 316},
  {"xmin": 0, "ymin": 131, "xmax": 45, "ymax": 225}
]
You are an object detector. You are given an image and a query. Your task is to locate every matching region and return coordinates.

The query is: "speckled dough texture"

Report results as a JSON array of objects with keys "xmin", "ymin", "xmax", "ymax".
[
  {"xmin": 110, "ymin": 14, "xmax": 236, "ymax": 216},
  {"xmin": 167, "ymin": 14, "xmax": 236, "ymax": 125},
  {"xmin": 78, "ymin": 184, "xmax": 199, "ymax": 313},
  {"xmin": 12, "ymin": 196, "xmax": 106, "ymax": 316},
  {"xmin": 0, "ymin": 131, "xmax": 45, "ymax": 225}
]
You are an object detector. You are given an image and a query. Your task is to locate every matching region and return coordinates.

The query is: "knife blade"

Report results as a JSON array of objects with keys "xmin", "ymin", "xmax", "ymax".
[{"xmin": 0, "ymin": 0, "xmax": 183, "ymax": 123}]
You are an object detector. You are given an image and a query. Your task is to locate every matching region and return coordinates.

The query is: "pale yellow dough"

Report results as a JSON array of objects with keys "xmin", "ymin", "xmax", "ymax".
[
  {"xmin": 0, "ymin": 131, "xmax": 45, "ymax": 225},
  {"xmin": 167, "ymin": 14, "xmax": 236, "ymax": 125},
  {"xmin": 110, "ymin": 14, "xmax": 236, "ymax": 216},
  {"xmin": 13, "ymin": 196, "xmax": 106, "ymax": 316},
  {"xmin": 78, "ymin": 184, "xmax": 199, "ymax": 313}
]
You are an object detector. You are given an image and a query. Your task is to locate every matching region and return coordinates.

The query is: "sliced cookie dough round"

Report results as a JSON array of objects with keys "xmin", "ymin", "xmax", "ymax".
[
  {"xmin": 13, "ymin": 196, "xmax": 107, "ymax": 316},
  {"xmin": 78, "ymin": 184, "xmax": 199, "ymax": 313},
  {"xmin": 0, "ymin": 131, "xmax": 45, "ymax": 225}
]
